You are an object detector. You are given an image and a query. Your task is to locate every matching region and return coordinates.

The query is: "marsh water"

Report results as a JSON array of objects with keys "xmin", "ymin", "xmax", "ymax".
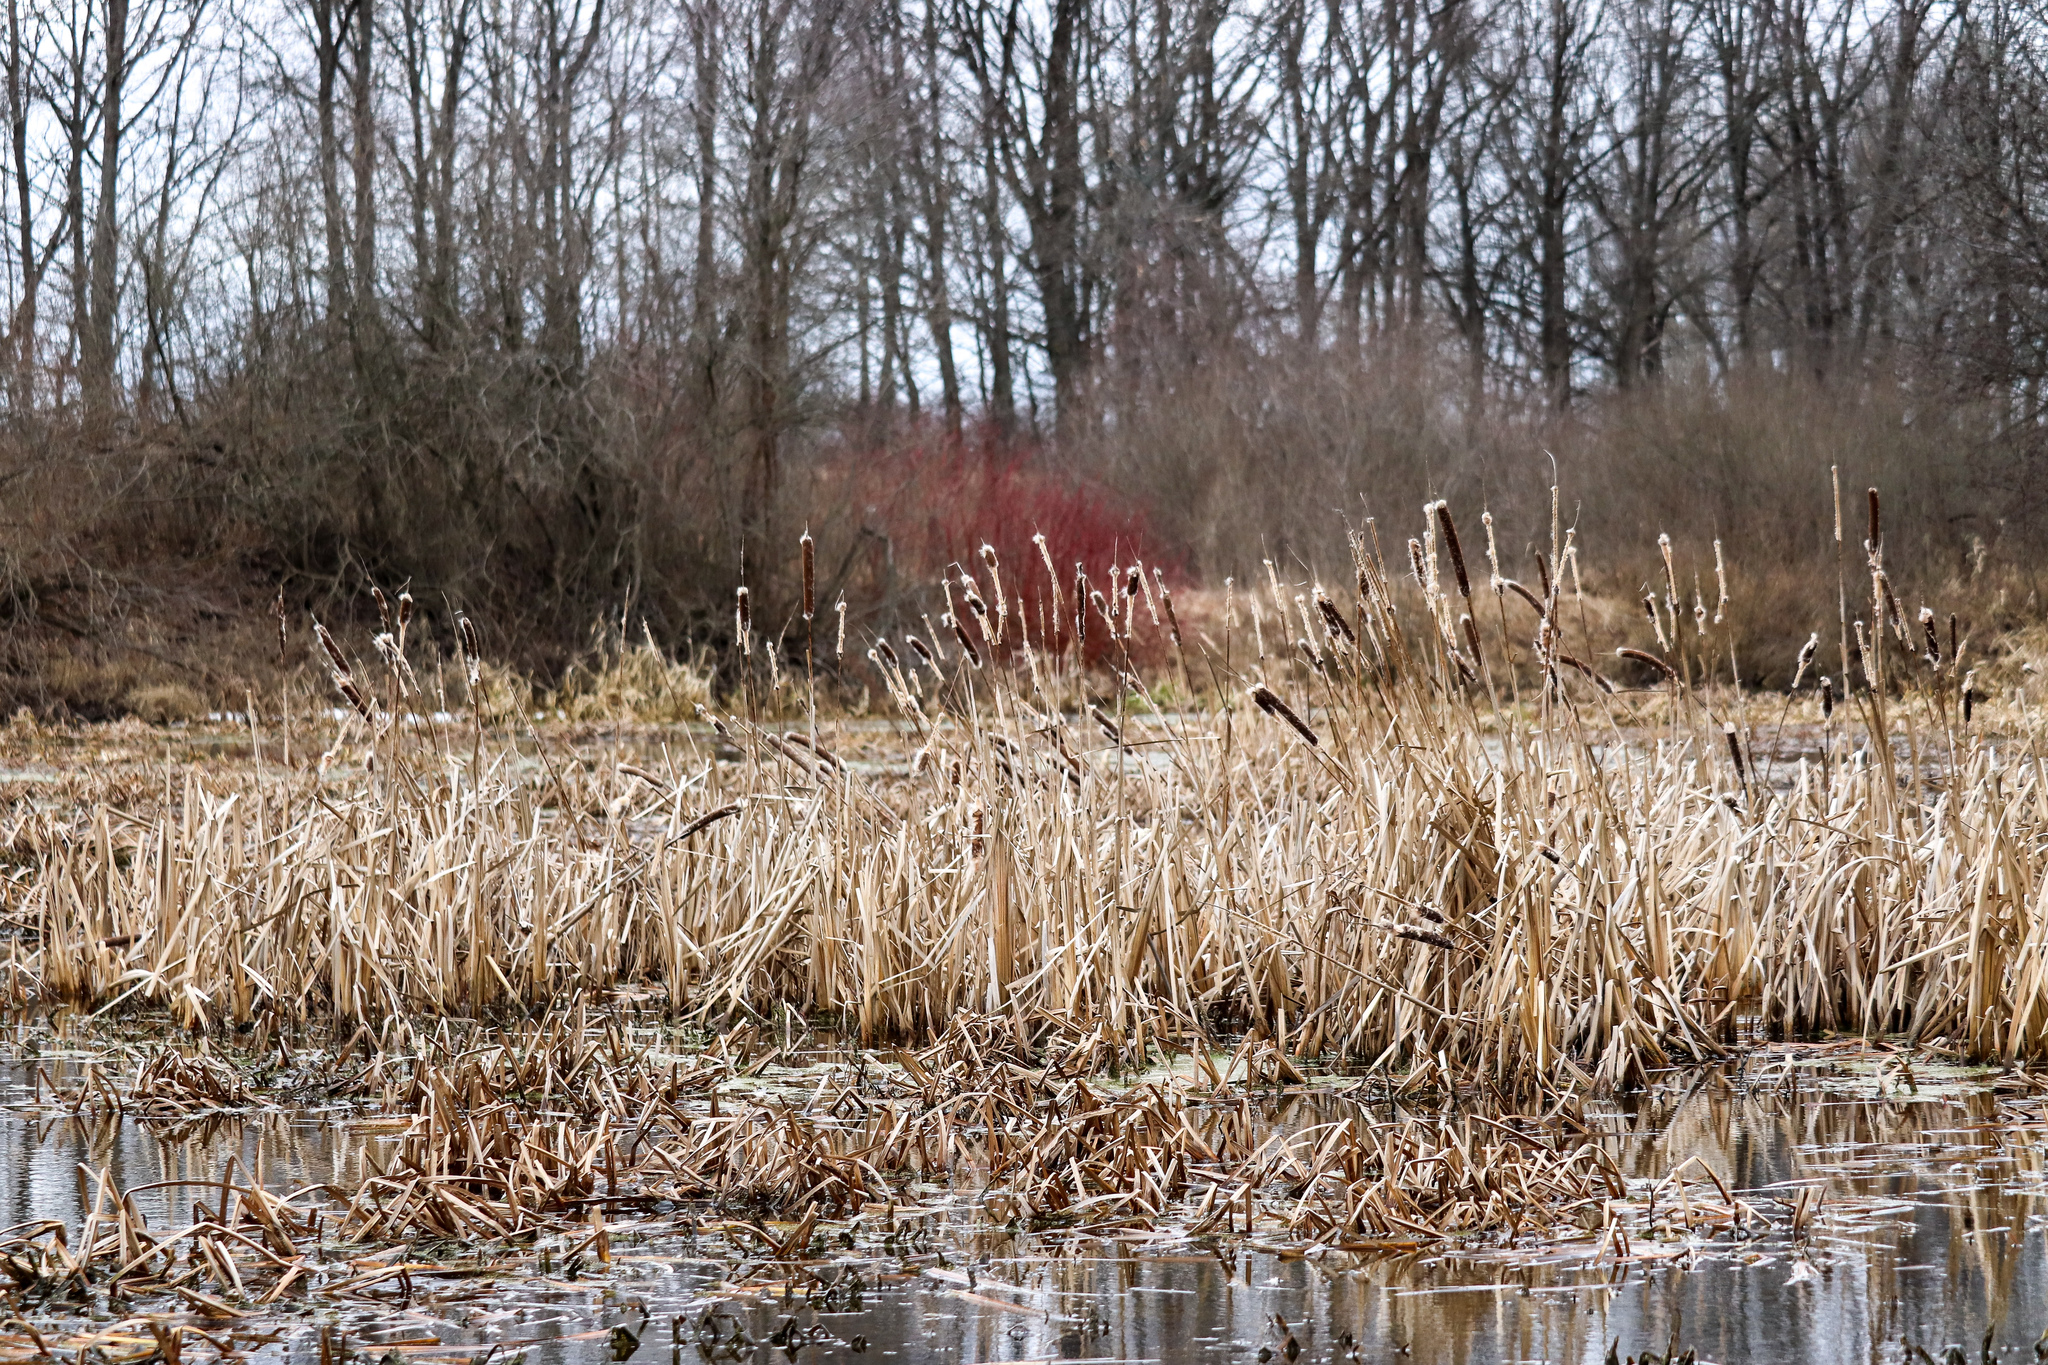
[{"xmin": 4, "ymin": 1051, "xmax": 2046, "ymax": 1365}]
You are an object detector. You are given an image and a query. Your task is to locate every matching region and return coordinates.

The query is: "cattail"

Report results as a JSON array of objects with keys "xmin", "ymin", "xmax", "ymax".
[
  {"xmin": 1501, "ymin": 579, "xmax": 1545, "ymax": 617},
  {"xmin": 735, "ymin": 585, "xmax": 752, "ymax": 655},
  {"xmin": 1692, "ymin": 584, "xmax": 1707, "ymax": 637},
  {"xmin": 907, "ymin": 636, "xmax": 937, "ymax": 670},
  {"xmin": 1867, "ymin": 487, "xmax": 1882, "ymax": 554},
  {"xmin": 800, "ymin": 532, "xmax": 816, "ymax": 620},
  {"xmin": 1723, "ymin": 722, "xmax": 1747, "ymax": 786},
  {"xmin": 1792, "ymin": 633, "xmax": 1819, "ymax": 689},
  {"xmin": 1461, "ymin": 614, "xmax": 1484, "ymax": 668},
  {"xmin": 1950, "ymin": 613, "xmax": 1960, "ymax": 664},
  {"xmin": 980, "ymin": 544, "xmax": 1006, "ymax": 642},
  {"xmin": 1482, "ymin": 510, "xmax": 1502, "ymax": 591},
  {"xmin": 876, "ymin": 638, "xmax": 900, "ymax": 671},
  {"xmin": 1421, "ymin": 502, "xmax": 1442, "ymax": 596},
  {"xmin": 1157, "ymin": 570, "xmax": 1184, "ymax": 647},
  {"xmin": 1713, "ymin": 541, "xmax": 1729, "ymax": 624},
  {"xmin": 1962, "ymin": 669, "xmax": 1977, "ymax": 724},
  {"xmin": 1534, "ymin": 550, "xmax": 1552, "ymax": 602},
  {"xmin": 334, "ymin": 674, "xmax": 374, "ymax": 723},
  {"xmin": 1435, "ymin": 504, "xmax": 1471, "ymax": 599},
  {"xmin": 1643, "ymin": 595, "xmax": 1671, "ymax": 652},
  {"xmin": 1089, "ymin": 705, "xmax": 1123, "ymax": 747},
  {"xmin": 920, "ymin": 613, "xmax": 948, "ymax": 663},
  {"xmin": 1876, "ymin": 571, "xmax": 1905, "ymax": 641},
  {"xmin": 1090, "ymin": 588, "xmax": 1118, "ymax": 638},
  {"xmin": 952, "ymin": 617, "xmax": 983, "ymax": 668},
  {"xmin": 1034, "ymin": 533, "xmax": 1063, "ymax": 643},
  {"xmin": 374, "ymin": 633, "xmax": 413, "ymax": 695},
  {"xmin": 315, "ymin": 620, "xmax": 350, "ymax": 676},
  {"xmin": 373, "ymin": 586, "xmax": 391, "ymax": 633},
  {"xmin": 1564, "ymin": 530, "xmax": 1583, "ymax": 599},
  {"xmin": 1074, "ymin": 566, "xmax": 1091, "ymax": 645},
  {"xmin": 457, "ymin": 613, "xmax": 482, "ymax": 687},
  {"xmin": 1134, "ymin": 560, "xmax": 1159, "ymax": 625},
  {"xmin": 1407, "ymin": 539, "xmax": 1428, "ymax": 590},
  {"xmin": 1248, "ymin": 683, "xmax": 1318, "ymax": 747},
  {"xmin": 834, "ymin": 598, "xmax": 847, "ymax": 658},
  {"xmin": 1617, "ymin": 647, "xmax": 1679, "ymax": 681},
  {"xmin": 1821, "ymin": 675, "xmax": 1835, "ymax": 718},
  {"xmin": 1919, "ymin": 606, "xmax": 1940, "ymax": 664},
  {"xmin": 273, "ymin": 588, "xmax": 288, "ymax": 666},
  {"xmin": 1557, "ymin": 653, "xmax": 1615, "ymax": 693},
  {"xmin": 1658, "ymin": 533, "xmax": 1678, "ymax": 615},
  {"xmin": 1316, "ymin": 591, "xmax": 1355, "ymax": 646},
  {"xmin": 1854, "ymin": 619, "xmax": 1875, "ymax": 689}
]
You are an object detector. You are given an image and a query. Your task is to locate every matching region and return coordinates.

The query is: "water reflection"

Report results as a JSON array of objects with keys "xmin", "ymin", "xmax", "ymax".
[{"xmin": 0, "ymin": 1058, "xmax": 2041, "ymax": 1365}]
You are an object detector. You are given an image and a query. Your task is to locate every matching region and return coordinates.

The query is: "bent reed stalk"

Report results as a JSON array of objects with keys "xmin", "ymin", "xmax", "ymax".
[{"xmin": 6, "ymin": 490, "xmax": 2044, "ymax": 1097}]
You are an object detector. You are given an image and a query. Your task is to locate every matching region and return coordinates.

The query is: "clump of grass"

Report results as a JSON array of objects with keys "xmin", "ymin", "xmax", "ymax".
[{"xmin": 552, "ymin": 625, "xmax": 716, "ymax": 723}]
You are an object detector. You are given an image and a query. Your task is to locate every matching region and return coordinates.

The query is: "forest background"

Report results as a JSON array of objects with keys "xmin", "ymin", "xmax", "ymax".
[{"xmin": 3, "ymin": 0, "xmax": 2046, "ymax": 713}]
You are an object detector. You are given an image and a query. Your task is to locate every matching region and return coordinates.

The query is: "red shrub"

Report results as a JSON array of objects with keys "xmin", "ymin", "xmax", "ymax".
[{"xmin": 809, "ymin": 423, "xmax": 1185, "ymax": 666}]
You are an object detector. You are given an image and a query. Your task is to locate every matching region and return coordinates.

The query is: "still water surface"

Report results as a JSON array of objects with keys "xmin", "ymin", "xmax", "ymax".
[{"xmin": 3, "ymin": 1061, "xmax": 2043, "ymax": 1365}]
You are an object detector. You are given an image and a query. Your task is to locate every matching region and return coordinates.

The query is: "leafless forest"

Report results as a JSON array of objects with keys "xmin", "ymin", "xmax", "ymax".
[{"xmin": 4, "ymin": 0, "xmax": 2048, "ymax": 707}]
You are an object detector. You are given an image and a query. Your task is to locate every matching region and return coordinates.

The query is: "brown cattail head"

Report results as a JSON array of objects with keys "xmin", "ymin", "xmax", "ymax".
[
  {"xmin": 1461, "ymin": 614, "xmax": 1484, "ymax": 668},
  {"xmin": 373, "ymin": 587, "xmax": 391, "ymax": 633},
  {"xmin": 273, "ymin": 588, "xmax": 288, "ymax": 666},
  {"xmin": 800, "ymin": 532, "xmax": 816, "ymax": 620},
  {"xmin": 1724, "ymin": 722, "xmax": 1747, "ymax": 786},
  {"xmin": 1950, "ymin": 613, "xmax": 1960, "ymax": 664},
  {"xmin": 1962, "ymin": 669, "xmax": 1977, "ymax": 724},
  {"xmin": 1248, "ymin": 683, "xmax": 1319, "ymax": 747},
  {"xmin": 1157, "ymin": 570, "xmax": 1183, "ymax": 648},
  {"xmin": 457, "ymin": 613, "xmax": 482, "ymax": 687},
  {"xmin": 1867, "ymin": 487, "xmax": 1882, "ymax": 554},
  {"xmin": 1533, "ymin": 550, "xmax": 1552, "ymax": 602},
  {"xmin": 1089, "ymin": 704, "xmax": 1123, "ymax": 747},
  {"xmin": 1821, "ymin": 675, "xmax": 1835, "ymax": 718},
  {"xmin": 1617, "ymin": 647, "xmax": 1679, "ymax": 681},
  {"xmin": 1316, "ymin": 591, "xmax": 1356, "ymax": 646},
  {"xmin": 1557, "ymin": 653, "xmax": 1615, "ymax": 693},
  {"xmin": 876, "ymin": 638, "xmax": 900, "ymax": 670},
  {"xmin": 1920, "ymin": 606, "xmax": 1941, "ymax": 665},
  {"xmin": 315, "ymin": 621, "xmax": 351, "ymax": 678},
  {"xmin": 951, "ymin": 617, "xmax": 983, "ymax": 668},
  {"xmin": 1407, "ymin": 538, "xmax": 1428, "ymax": 590},
  {"xmin": 335, "ymin": 674, "xmax": 374, "ymax": 723},
  {"xmin": 397, "ymin": 590, "xmax": 414, "ymax": 650},
  {"xmin": 736, "ymin": 585, "xmax": 752, "ymax": 634},
  {"xmin": 1435, "ymin": 504, "xmax": 1471, "ymax": 598},
  {"xmin": 907, "ymin": 635, "xmax": 937, "ymax": 670}
]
